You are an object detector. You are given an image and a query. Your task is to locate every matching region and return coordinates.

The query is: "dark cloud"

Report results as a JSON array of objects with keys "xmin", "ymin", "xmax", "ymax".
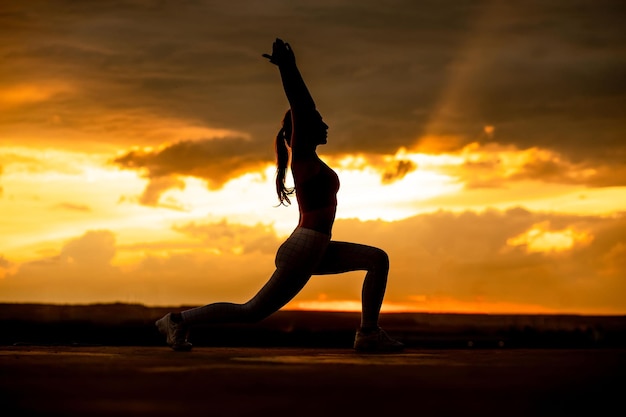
[
  {"xmin": 113, "ymin": 136, "xmax": 269, "ymax": 190},
  {"xmin": 382, "ymin": 160, "xmax": 417, "ymax": 184},
  {"xmin": 138, "ymin": 176, "xmax": 185, "ymax": 207},
  {"xmin": 2, "ymin": 1, "xmax": 625, "ymax": 176}
]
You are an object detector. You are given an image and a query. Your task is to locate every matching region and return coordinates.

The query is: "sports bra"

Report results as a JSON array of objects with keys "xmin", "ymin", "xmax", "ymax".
[{"xmin": 296, "ymin": 161, "xmax": 340, "ymax": 212}]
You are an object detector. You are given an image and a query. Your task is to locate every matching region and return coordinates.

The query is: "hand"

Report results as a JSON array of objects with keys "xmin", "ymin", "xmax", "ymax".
[{"xmin": 262, "ymin": 38, "xmax": 296, "ymax": 66}]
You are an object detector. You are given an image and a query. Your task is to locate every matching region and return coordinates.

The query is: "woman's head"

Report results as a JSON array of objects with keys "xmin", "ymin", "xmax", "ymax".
[{"xmin": 280, "ymin": 109, "xmax": 328, "ymax": 147}]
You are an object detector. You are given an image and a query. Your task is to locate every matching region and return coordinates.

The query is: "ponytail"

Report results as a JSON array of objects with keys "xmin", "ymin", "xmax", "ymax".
[{"xmin": 275, "ymin": 110, "xmax": 294, "ymax": 206}]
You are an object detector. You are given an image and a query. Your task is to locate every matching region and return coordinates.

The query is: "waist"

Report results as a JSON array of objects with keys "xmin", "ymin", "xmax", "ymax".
[{"xmin": 298, "ymin": 206, "xmax": 336, "ymax": 236}]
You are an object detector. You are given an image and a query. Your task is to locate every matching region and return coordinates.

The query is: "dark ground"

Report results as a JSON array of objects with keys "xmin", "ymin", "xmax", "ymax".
[
  {"xmin": 0, "ymin": 346, "xmax": 623, "ymax": 417},
  {"xmin": 1, "ymin": 305, "xmax": 625, "ymax": 416}
]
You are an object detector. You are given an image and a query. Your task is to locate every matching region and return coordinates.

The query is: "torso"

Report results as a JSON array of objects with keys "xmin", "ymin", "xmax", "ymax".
[{"xmin": 292, "ymin": 156, "xmax": 339, "ymax": 235}]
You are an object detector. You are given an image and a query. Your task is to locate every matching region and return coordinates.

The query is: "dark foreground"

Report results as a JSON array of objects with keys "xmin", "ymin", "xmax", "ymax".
[{"xmin": 1, "ymin": 346, "xmax": 623, "ymax": 417}]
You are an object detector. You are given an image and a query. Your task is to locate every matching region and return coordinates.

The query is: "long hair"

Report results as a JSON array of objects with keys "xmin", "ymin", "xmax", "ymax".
[{"xmin": 275, "ymin": 109, "xmax": 295, "ymax": 206}]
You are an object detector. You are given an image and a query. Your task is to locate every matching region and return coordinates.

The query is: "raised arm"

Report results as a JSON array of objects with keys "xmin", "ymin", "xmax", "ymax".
[{"xmin": 263, "ymin": 38, "xmax": 316, "ymax": 113}]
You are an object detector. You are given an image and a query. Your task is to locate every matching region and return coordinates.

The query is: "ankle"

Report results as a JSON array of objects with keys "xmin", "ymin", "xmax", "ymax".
[{"xmin": 359, "ymin": 325, "xmax": 379, "ymax": 334}]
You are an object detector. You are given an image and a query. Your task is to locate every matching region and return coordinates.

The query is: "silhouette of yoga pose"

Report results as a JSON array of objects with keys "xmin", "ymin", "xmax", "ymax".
[{"xmin": 156, "ymin": 39, "xmax": 403, "ymax": 353}]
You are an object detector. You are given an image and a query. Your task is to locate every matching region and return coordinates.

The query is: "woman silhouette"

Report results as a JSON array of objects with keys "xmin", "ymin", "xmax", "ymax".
[{"xmin": 156, "ymin": 39, "xmax": 403, "ymax": 352}]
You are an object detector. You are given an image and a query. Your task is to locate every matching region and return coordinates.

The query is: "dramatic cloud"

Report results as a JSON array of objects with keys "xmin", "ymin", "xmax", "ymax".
[
  {"xmin": 113, "ymin": 137, "xmax": 270, "ymax": 191},
  {"xmin": 2, "ymin": 0, "xmax": 624, "ymax": 166}
]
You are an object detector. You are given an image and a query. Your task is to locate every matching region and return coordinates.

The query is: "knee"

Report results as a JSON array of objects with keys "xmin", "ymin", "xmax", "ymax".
[{"xmin": 371, "ymin": 247, "xmax": 389, "ymax": 271}]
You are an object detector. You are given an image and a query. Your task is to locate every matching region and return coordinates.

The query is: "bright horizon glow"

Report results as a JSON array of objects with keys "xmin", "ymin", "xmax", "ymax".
[
  {"xmin": 4, "ymin": 143, "xmax": 624, "ymax": 256},
  {"xmin": 2, "ymin": 140, "xmax": 625, "ymax": 314}
]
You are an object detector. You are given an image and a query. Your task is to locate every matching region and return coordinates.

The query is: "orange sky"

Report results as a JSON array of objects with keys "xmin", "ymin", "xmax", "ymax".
[{"xmin": 1, "ymin": 0, "xmax": 625, "ymax": 314}]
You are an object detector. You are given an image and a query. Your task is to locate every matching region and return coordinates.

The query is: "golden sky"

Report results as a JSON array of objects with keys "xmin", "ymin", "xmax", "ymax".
[{"xmin": 1, "ymin": 0, "xmax": 625, "ymax": 314}]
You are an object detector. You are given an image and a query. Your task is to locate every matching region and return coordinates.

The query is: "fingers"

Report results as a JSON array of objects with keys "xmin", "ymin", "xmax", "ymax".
[
  {"xmin": 264, "ymin": 39, "xmax": 293, "ymax": 65},
  {"xmin": 262, "ymin": 53, "xmax": 278, "ymax": 65},
  {"xmin": 274, "ymin": 38, "xmax": 288, "ymax": 51}
]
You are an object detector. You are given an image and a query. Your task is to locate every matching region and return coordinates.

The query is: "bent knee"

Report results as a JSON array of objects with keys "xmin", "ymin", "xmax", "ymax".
[{"xmin": 370, "ymin": 247, "xmax": 389, "ymax": 269}]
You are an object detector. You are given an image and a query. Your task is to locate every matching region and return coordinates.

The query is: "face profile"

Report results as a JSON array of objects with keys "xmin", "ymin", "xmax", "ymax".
[{"xmin": 314, "ymin": 112, "xmax": 329, "ymax": 145}]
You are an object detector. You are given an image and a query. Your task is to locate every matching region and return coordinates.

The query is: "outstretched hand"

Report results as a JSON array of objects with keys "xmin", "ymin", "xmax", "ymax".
[{"xmin": 263, "ymin": 38, "xmax": 296, "ymax": 66}]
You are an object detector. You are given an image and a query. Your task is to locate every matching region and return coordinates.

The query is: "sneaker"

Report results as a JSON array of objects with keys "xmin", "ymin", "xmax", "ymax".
[
  {"xmin": 354, "ymin": 327, "xmax": 404, "ymax": 353},
  {"xmin": 155, "ymin": 313, "xmax": 193, "ymax": 351}
]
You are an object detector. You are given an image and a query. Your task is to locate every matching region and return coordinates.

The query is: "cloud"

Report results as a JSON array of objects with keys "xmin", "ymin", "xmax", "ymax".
[
  {"xmin": 0, "ymin": 148, "xmax": 89, "ymax": 176},
  {"xmin": 2, "ymin": 209, "xmax": 624, "ymax": 313},
  {"xmin": 59, "ymin": 230, "xmax": 116, "ymax": 266},
  {"xmin": 0, "ymin": 230, "xmax": 124, "ymax": 303},
  {"xmin": 331, "ymin": 208, "xmax": 626, "ymax": 312},
  {"xmin": 2, "ymin": 0, "xmax": 623, "ymax": 171},
  {"xmin": 113, "ymin": 137, "xmax": 270, "ymax": 192},
  {"xmin": 381, "ymin": 159, "xmax": 417, "ymax": 184},
  {"xmin": 173, "ymin": 220, "xmax": 282, "ymax": 255},
  {"xmin": 438, "ymin": 142, "xmax": 626, "ymax": 188},
  {"xmin": 0, "ymin": 82, "xmax": 73, "ymax": 107},
  {"xmin": 138, "ymin": 176, "xmax": 185, "ymax": 207},
  {"xmin": 505, "ymin": 221, "xmax": 593, "ymax": 254}
]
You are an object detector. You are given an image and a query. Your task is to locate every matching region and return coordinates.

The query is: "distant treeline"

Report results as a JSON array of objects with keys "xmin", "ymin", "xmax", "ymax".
[{"xmin": 1, "ymin": 303, "xmax": 625, "ymax": 348}]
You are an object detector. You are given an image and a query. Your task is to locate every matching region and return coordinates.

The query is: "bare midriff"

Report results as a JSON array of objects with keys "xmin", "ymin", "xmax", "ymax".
[{"xmin": 298, "ymin": 206, "xmax": 336, "ymax": 236}]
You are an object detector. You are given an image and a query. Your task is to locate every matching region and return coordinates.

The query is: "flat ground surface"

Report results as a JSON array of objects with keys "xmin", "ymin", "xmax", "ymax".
[{"xmin": 1, "ymin": 346, "xmax": 623, "ymax": 417}]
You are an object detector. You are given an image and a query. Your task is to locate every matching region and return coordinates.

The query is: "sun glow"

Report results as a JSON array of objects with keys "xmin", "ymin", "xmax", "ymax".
[
  {"xmin": 288, "ymin": 297, "xmax": 562, "ymax": 314},
  {"xmin": 329, "ymin": 150, "xmax": 465, "ymax": 221},
  {"xmin": 2, "ymin": 139, "xmax": 626, "ymax": 313},
  {"xmin": 506, "ymin": 221, "xmax": 594, "ymax": 253}
]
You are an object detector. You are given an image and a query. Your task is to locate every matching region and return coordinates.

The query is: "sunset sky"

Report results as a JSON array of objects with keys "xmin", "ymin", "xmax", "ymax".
[{"xmin": 1, "ymin": 0, "xmax": 625, "ymax": 314}]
